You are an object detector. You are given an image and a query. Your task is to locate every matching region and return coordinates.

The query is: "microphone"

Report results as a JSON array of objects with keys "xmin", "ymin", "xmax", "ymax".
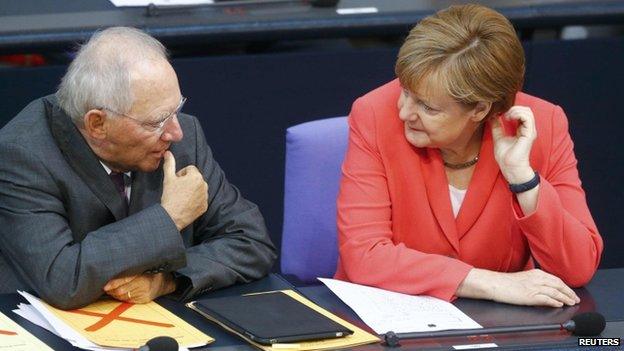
[
  {"xmin": 383, "ymin": 312, "xmax": 605, "ymax": 347},
  {"xmin": 137, "ymin": 336, "xmax": 179, "ymax": 351}
]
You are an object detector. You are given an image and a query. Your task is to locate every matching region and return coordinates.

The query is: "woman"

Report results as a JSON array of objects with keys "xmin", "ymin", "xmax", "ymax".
[{"xmin": 335, "ymin": 4, "xmax": 603, "ymax": 307}]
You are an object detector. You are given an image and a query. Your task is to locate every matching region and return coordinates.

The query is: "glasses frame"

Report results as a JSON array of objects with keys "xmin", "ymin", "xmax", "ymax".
[{"xmin": 102, "ymin": 96, "xmax": 187, "ymax": 134}]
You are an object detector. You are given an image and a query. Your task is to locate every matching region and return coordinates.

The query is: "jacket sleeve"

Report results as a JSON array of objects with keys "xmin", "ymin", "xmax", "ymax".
[
  {"xmin": 172, "ymin": 117, "xmax": 277, "ymax": 300},
  {"xmin": 0, "ymin": 143, "xmax": 187, "ymax": 310},
  {"xmin": 337, "ymin": 98, "xmax": 472, "ymax": 302},
  {"xmin": 513, "ymin": 105, "xmax": 603, "ymax": 287}
]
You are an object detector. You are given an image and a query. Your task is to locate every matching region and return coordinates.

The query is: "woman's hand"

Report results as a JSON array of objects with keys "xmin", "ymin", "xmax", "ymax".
[
  {"xmin": 457, "ymin": 268, "xmax": 580, "ymax": 307},
  {"xmin": 491, "ymin": 106, "xmax": 537, "ymax": 184}
]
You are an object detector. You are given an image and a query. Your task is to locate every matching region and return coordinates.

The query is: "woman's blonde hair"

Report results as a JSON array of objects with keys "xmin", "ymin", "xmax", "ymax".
[{"xmin": 395, "ymin": 4, "xmax": 525, "ymax": 116}]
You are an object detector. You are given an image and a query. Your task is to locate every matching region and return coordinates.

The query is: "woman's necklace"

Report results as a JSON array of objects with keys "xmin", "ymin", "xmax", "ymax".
[{"xmin": 443, "ymin": 154, "xmax": 479, "ymax": 170}]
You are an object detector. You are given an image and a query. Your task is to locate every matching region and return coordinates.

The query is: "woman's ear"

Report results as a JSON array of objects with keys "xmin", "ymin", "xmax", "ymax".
[
  {"xmin": 82, "ymin": 109, "xmax": 108, "ymax": 140},
  {"xmin": 470, "ymin": 101, "xmax": 493, "ymax": 122}
]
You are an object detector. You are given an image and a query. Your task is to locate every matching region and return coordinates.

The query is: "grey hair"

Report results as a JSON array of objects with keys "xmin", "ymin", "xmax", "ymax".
[{"xmin": 56, "ymin": 27, "xmax": 168, "ymax": 126}]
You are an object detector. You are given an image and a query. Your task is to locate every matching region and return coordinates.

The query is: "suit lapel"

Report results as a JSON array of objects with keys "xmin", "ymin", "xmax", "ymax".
[
  {"xmin": 44, "ymin": 97, "xmax": 128, "ymax": 221},
  {"xmin": 420, "ymin": 147, "xmax": 460, "ymax": 253},
  {"xmin": 456, "ymin": 122, "xmax": 501, "ymax": 238}
]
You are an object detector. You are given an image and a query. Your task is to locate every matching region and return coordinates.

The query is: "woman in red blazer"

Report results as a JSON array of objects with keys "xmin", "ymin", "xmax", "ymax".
[{"xmin": 335, "ymin": 4, "xmax": 603, "ymax": 307}]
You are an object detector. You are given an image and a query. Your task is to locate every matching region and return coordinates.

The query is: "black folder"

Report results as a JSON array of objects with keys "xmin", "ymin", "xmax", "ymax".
[{"xmin": 188, "ymin": 290, "xmax": 354, "ymax": 345}]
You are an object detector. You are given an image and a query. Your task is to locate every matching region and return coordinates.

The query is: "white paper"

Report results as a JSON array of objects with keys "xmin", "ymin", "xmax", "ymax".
[
  {"xmin": 13, "ymin": 304, "xmax": 58, "ymax": 336},
  {"xmin": 318, "ymin": 278, "xmax": 482, "ymax": 334},
  {"xmin": 336, "ymin": 7, "xmax": 378, "ymax": 15},
  {"xmin": 18, "ymin": 291, "xmax": 99, "ymax": 349},
  {"xmin": 453, "ymin": 343, "xmax": 498, "ymax": 349},
  {"xmin": 109, "ymin": 0, "xmax": 213, "ymax": 7}
]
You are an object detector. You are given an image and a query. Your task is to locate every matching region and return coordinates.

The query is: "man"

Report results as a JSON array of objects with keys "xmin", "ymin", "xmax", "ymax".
[{"xmin": 0, "ymin": 27, "xmax": 276, "ymax": 309}]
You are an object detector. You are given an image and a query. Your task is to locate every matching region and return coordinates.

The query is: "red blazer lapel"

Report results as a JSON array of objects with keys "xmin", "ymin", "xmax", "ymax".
[
  {"xmin": 456, "ymin": 122, "xmax": 501, "ymax": 238},
  {"xmin": 420, "ymin": 147, "xmax": 460, "ymax": 253}
]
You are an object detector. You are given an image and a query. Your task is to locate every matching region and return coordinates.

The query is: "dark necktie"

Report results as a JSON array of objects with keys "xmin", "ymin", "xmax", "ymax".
[{"xmin": 109, "ymin": 171, "xmax": 129, "ymax": 216}]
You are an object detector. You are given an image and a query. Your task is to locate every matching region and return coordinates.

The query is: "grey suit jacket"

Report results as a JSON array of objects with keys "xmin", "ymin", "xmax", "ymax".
[{"xmin": 0, "ymin": 95, "xmax": 276, "ymax": 309}]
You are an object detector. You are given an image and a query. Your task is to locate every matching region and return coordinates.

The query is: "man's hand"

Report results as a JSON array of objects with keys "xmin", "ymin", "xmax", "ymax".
[
  {"xmin": 161, "ymin": 151, "xmax": 208, "ymax": 231},
  {"xmin": 457, "ymin": 268, "xmax": 580, "ymax": 308},
  {"xmin": 103, "ymin": 273, "xmax": 177, "ymax": 304}
]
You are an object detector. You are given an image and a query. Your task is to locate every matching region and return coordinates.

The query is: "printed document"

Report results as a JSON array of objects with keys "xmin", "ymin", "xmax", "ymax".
[
  {"xmin": 110, "ymin": 0, "xmax": 213, "ymax": 7},
  {"xmin": 319, "ymin": 278, "xmax": 482, "ymax": 334}
]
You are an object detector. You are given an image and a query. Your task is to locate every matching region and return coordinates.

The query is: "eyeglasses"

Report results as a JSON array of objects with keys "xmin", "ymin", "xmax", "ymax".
[{"xmin": 103, "ymin": 97, "xmax": 186, "ymax": 134}]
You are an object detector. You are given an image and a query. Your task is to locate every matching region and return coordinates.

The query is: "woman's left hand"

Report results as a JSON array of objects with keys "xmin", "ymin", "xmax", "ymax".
[{"xmin": 491, "ymin": 106, "xmax": 537, "ymax": 184}]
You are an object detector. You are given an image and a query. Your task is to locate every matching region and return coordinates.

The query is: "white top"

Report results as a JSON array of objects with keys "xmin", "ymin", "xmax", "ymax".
[
  {"xmin": 100, "ymin": 161, "xmax": 132, "ymax": 201},
  {"xmin": 449, "ymin": 184, "xmax": 467, "ymax": 218}
]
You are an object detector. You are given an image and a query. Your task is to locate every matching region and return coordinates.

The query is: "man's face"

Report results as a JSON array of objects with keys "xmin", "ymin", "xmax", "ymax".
[{"xmin": 102, "ymin": 59, "xmax": 184, "ymax": 172}]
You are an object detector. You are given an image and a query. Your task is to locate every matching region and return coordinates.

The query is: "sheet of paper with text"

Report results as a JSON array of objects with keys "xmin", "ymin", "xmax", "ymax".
[{"xmin": 319, "ymin": 278, "xmax": 482, "ymax": 334}]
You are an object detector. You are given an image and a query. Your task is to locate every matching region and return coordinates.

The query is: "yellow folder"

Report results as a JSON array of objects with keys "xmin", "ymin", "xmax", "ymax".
[{"xmin": 41, "ymin": 298, "xmax": 213, "ymax": 349}]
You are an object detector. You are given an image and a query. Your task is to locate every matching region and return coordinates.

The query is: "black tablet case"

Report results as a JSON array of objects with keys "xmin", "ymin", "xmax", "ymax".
[{"xmin": 192, "ymin": 290, "xmax": 354, "ymax": 345}]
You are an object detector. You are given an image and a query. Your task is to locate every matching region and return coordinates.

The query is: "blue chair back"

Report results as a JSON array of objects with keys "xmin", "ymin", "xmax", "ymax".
[{"xmin": 281, "ymin": 117, "xmax": 348, "ymax": 284}]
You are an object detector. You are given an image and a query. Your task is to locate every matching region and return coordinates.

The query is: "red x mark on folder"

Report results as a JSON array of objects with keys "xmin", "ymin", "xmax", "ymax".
[
  {"xmin": 68, "ymin": 302, "xmax": 174, "ymax": 332},
  {"xmin": 0, "ymin": 329, "xmax": 17, "ymax": 335}
]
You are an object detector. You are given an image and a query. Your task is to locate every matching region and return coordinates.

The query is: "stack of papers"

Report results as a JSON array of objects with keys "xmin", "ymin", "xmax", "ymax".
[
  {"xmin": 319, "ymin": 278, "xmax": 482, "ymax": 334},
  {"xmin": 13, "ymin": 291, "xmax": 213, "ymax": 351}
]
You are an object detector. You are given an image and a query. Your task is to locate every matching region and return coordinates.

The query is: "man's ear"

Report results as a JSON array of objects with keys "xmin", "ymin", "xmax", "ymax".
[
  {"xmin": 470, "ymin": 101, "xmax": 493, "ymax": 123},
  {"xmin": 83, "ymin": 109, "xmax": 108, "ymax": 139}
]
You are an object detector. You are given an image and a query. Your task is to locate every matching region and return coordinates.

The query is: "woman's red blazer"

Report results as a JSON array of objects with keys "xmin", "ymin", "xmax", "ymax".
[{"xmin": 335, "ymin": 79, "xmax": 603, "ymax": 301}]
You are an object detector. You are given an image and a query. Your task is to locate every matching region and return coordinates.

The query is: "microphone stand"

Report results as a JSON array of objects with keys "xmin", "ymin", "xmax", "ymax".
[{"xmin": 383, "ymin": 321, "xmax": 574, "ymax": 347}]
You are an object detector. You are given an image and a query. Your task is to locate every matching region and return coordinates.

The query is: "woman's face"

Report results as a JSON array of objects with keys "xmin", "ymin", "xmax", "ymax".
[{"xmin": 398, "ymin": 81, "xmax": 485, "ymax": 151}]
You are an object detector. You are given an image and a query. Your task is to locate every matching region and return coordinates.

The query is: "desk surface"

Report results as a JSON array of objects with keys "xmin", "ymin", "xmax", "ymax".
[
  {"xmin": 1, "ymin": 0, "xmax": 623, "ymax": 54},
  {"xmin": 1, "ymin": 269, "xmax": 622, "ymax": 350},
  {"xmin": 299, "ymin": 268, "xmax": 624, "ymax": 350}
]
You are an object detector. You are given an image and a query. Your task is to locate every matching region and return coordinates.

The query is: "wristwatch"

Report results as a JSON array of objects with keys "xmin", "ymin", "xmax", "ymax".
[{"xmin": 508, "ymin": 171, "xmax": 540, "ymax": 193}]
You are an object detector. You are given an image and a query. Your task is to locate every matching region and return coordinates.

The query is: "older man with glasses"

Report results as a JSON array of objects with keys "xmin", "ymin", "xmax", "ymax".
[{"xmin": 0, "ymin": 27, "xmax": 276, "ymax": 309}]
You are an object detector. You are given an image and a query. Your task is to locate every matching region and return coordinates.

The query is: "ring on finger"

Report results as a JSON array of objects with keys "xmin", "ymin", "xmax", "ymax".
[{"xmin": 127, "ymin": 291, "xmax": 132, "ymax": 299}]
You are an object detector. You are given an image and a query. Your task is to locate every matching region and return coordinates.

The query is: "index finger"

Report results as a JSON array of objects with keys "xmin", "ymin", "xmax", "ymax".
[
  {"xmin": 176, "ymin": 165, "xmax": 197, "ymax": 177},
  {"xmin": 544, "ymin": 275, "xmax": 580, "ymax": 304},
  {"xmin": 505, "ymin": 106, "xmax": 536, "ymax": 137},
  {"xmin": 163, "ymin": 151, "xmax": 176, "ymax": 179},
  {"xmin": 103, "ymin": 275, "xmax": 139, "ymax": 292}
]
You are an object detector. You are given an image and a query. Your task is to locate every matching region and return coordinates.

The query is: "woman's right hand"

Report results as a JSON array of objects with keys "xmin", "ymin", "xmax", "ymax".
[{"xmin": 457, "ymin": 268, "xmax": 580, "ymax": 307}]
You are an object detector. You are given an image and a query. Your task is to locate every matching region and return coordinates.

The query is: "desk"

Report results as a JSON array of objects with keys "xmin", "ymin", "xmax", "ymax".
[
  {"xmin": 1, "ymin": 270, "xmax": 622, "ymax": 350},
  {"xmin": 299, "ymin": 269, "xmax": 624, "ymax": 350},
  {"xmin": 0, "ymin": 274, "xmax": 294, "ymax": 350},
  {"xmin": 1, "ymin": 0, "xmax": 623, "ymax": 54}
]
